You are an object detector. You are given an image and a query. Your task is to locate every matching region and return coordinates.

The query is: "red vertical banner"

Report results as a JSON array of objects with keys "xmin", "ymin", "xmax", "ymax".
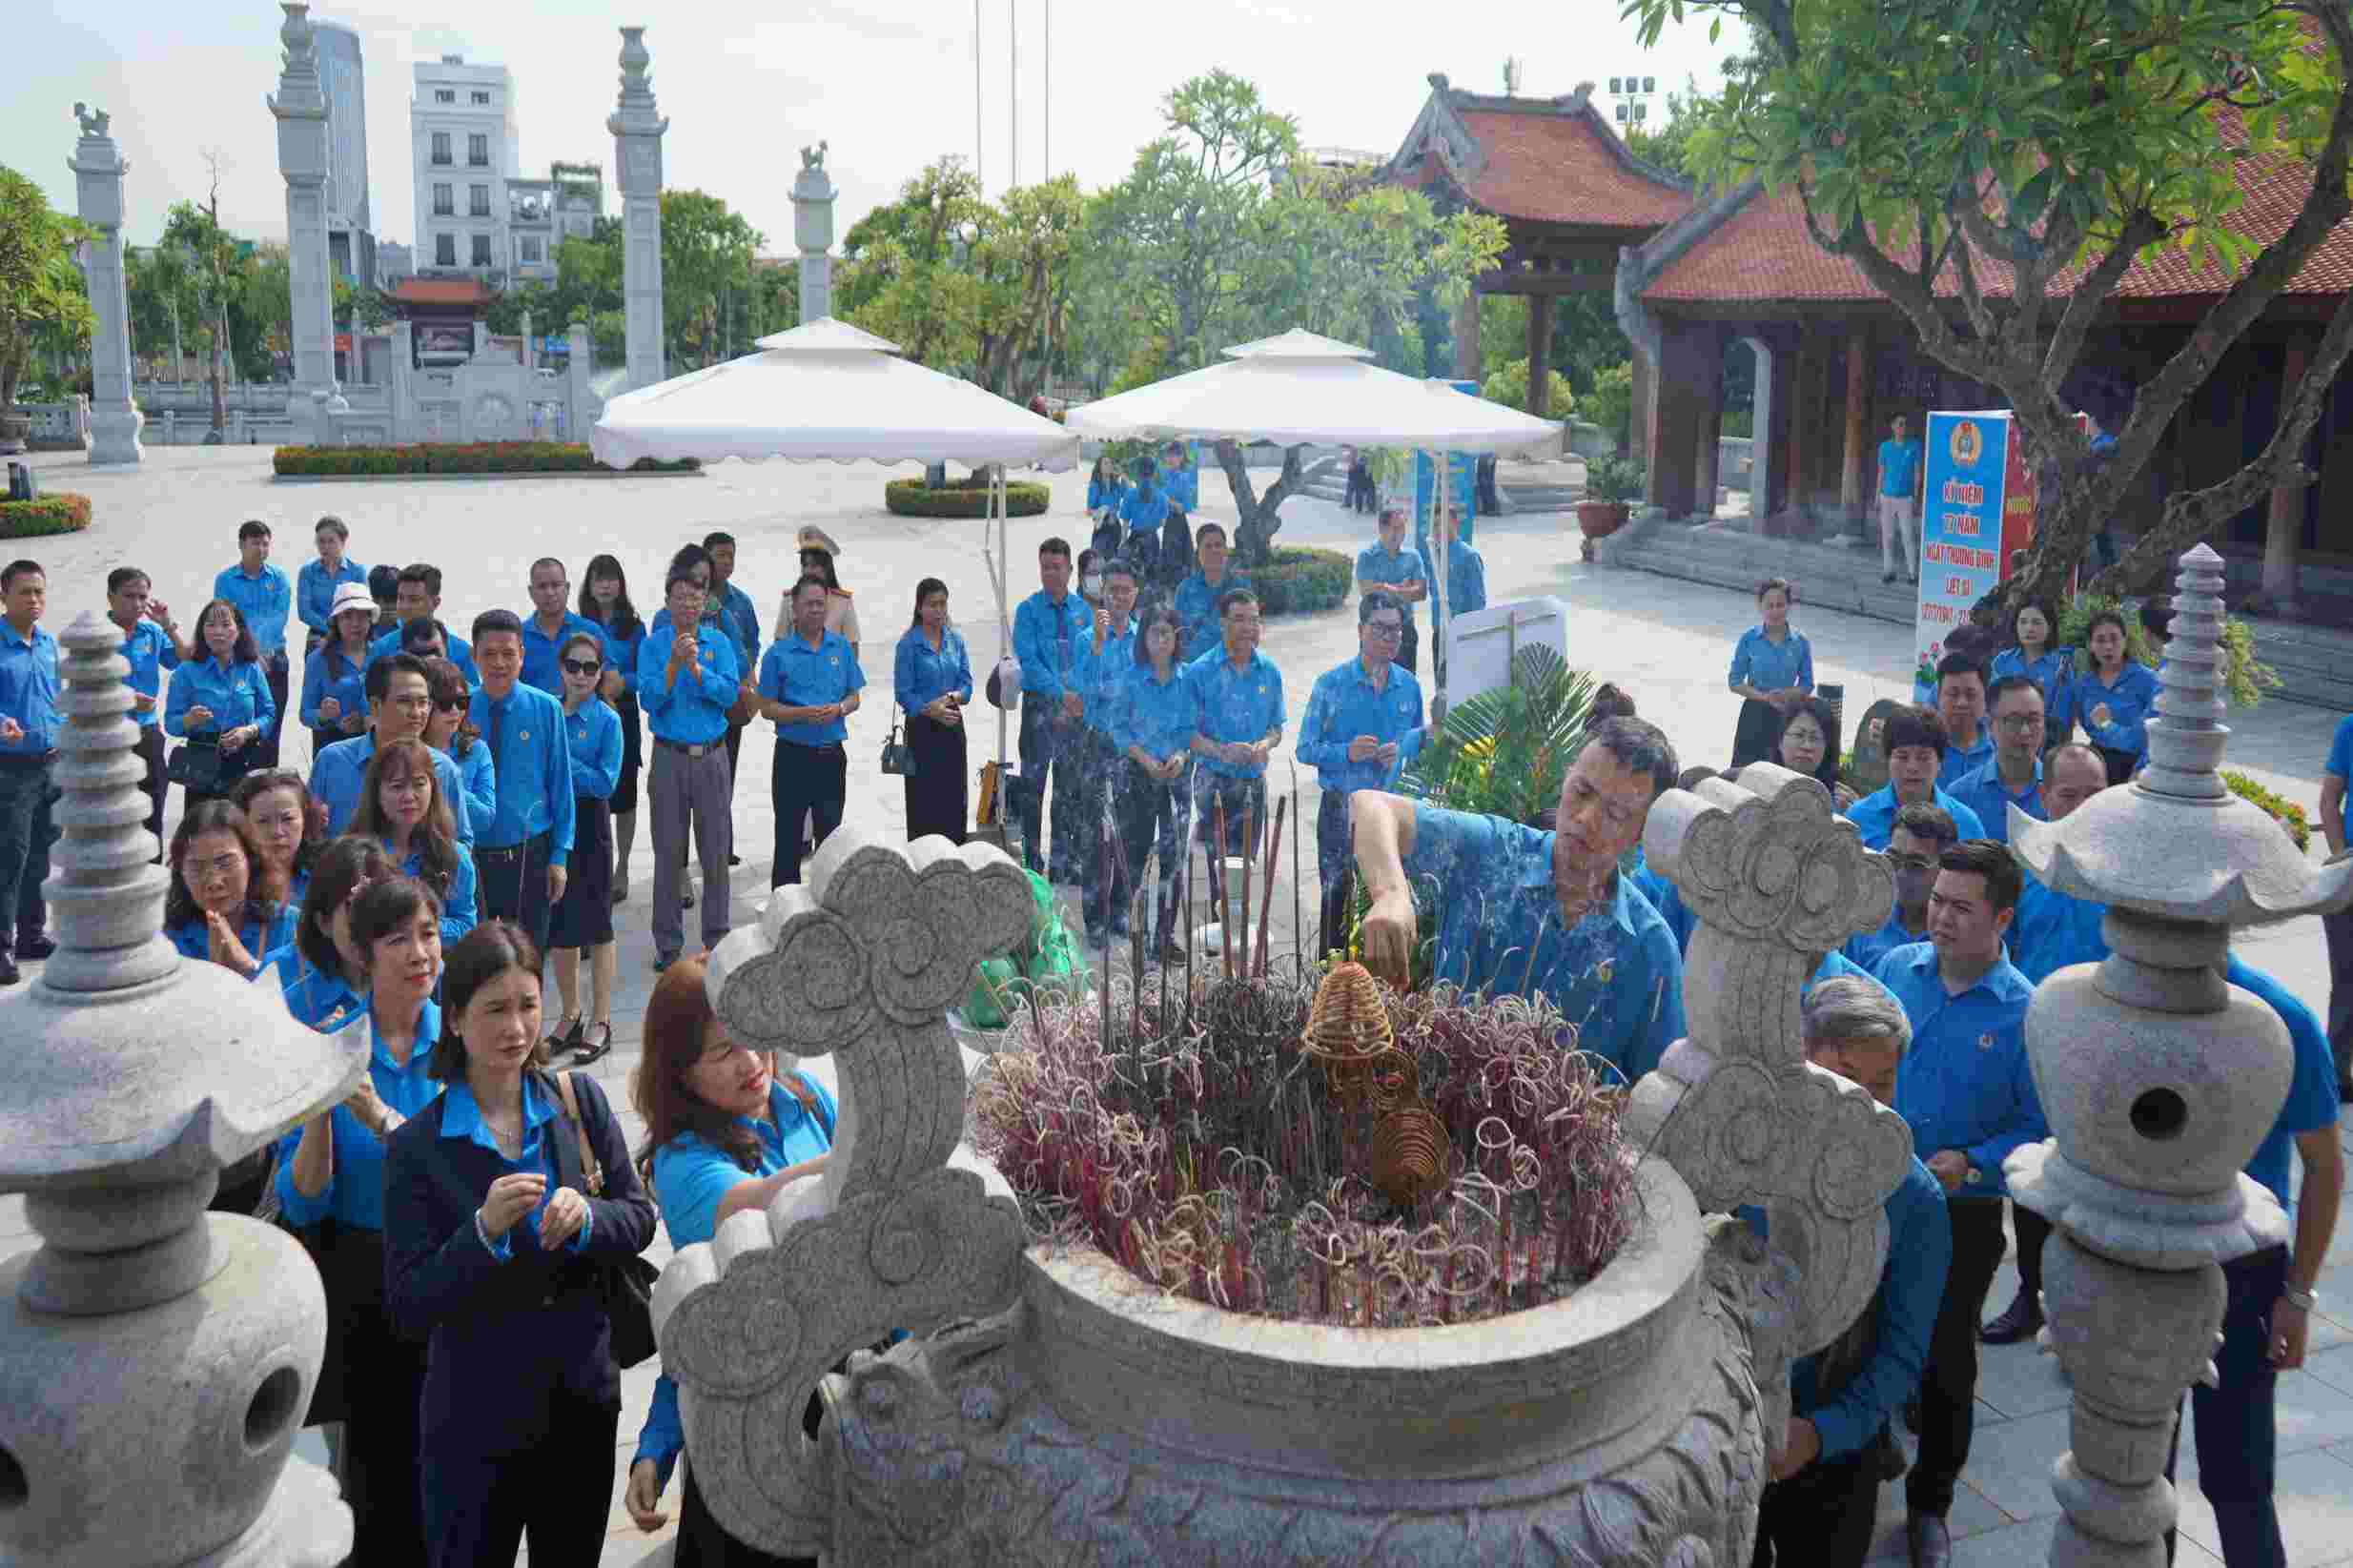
[{"xmin": 1998, "ymin": 427, "xmax": 2037, "ymax": 581}]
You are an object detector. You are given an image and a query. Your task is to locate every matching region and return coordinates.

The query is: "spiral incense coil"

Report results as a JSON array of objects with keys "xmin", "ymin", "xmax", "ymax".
[
  {"xmin": 1370, "ymin": 1104, "xmax": 1452, "ymax": 1209},
  {"xmin": 1303, "ymin": 963, "xmax": 1396, "ymax": 1110}
]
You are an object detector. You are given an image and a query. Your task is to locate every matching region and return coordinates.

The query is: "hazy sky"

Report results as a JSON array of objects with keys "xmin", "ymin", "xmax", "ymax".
[{"xmin": 13, "ymin": 0, "xmax": 1741, "ymax": 254}]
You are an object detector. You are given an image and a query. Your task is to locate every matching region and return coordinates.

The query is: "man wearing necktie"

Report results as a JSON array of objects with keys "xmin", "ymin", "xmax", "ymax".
[{"xmin": 467, "ymin": 610, "xmax": 575, "ymax": 954}]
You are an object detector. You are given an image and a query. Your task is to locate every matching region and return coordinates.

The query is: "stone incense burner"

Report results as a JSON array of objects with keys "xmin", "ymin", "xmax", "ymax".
[{"xmin": 653, "ymin": 771, "xmax": 1909, "ymax": 1565}]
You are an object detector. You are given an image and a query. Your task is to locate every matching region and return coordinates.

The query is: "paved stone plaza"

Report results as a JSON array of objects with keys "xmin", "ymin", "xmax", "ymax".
[{"xmin": 7, "ymin": 443, "xmax": 2352, "ymax": 1564}]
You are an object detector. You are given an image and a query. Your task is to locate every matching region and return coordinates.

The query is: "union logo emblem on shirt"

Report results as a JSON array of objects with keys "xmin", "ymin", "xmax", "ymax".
[{"xmin": 1978, "ymin": 1033, "xmax": 1995, "ymax": 1049}]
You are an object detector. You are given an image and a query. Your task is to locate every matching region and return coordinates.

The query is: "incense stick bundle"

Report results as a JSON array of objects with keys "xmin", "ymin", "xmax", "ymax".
[{"xmin": 1256, "ymin": 795, "xmax": 1288, "ymax": 978}]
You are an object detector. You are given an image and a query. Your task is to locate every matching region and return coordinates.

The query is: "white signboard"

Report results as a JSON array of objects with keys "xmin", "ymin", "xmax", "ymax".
[{"xmin": 1442, "ymin": 597, "xmax": 1569, "ymax": 706}]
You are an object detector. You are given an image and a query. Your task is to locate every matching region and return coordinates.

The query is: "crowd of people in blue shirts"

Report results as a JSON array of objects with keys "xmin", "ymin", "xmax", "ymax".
[{"xmin": 0, "ymin": 481, "xmax": 2341, "ymax": 1568}]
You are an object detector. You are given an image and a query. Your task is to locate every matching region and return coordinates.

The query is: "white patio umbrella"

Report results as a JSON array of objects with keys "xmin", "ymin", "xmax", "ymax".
[
  {"xmin": 1065, "ymin": 328, "xmax": 1562, "ymax": 708},
  {"xmin": 589, "ymin": 316, "xmax": 1081, "ymax": 822}
]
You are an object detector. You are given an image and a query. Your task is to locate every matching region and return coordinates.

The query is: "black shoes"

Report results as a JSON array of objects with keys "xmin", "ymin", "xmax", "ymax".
[
  {"xmin": 15, "ymin": 931, "xmax": 54, "ymax": 961},
  {"xmin": 0, "ymin": 949, "xmax": 18, "ymax": 987},
  {"xmin": 1980, "ymin": 1288, "xmax": 2044, "ymax": 1345}
]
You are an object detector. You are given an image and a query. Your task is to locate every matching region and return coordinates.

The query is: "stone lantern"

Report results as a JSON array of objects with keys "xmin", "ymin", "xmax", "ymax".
[
  {"xmin": 0, "ymin": 613, "xmax": 364, "ymax": 1567},
  {"xmin": 2008, "ymin": 542, "xmax": 2353, "ymax": 1565}
]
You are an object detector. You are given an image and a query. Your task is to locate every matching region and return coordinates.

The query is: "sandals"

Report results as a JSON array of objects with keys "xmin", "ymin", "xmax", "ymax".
[
  {"xmin": 543, "ymin": 1015, "xmax": 583, "ymax": 1056},
  {"xmin": 570, "ymin": 1021, "xmax": 613, "ymax": 1067}
]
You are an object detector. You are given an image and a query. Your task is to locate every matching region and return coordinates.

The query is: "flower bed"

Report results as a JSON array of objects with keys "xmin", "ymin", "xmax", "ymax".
[
  {"xmin": 2222, "ymin": 768, "xmax": 2312, "ymax": 852},
  {"xmin": 883, "ymin": 477, "xmax": 1052, "ymax": 518},
  {"xmin": 1248, "ymin": 545, "xmax": 1352, "ymax": 616},
  {"xmin": 273, "ymin": 442, "xmax": 697, "ymax": 477},
  {"xmin": 0, "ymin": 492, "xmax": 93, "ymax": 540},
  {"xmin": 971, "ymin": 963, "xmax": 1637, "ymax": 1328}
]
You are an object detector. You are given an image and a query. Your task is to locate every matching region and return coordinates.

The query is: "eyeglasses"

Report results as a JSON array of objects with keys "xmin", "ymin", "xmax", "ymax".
[
  {"xmin": 561, "ymin": 659, "xmax": 602, "ymax": 676},
  {"xmin": 1995, "ymin": 712, "xmax": 2043, "ymax": 730},
  {"xmin": 1364, "ymin": 621, "xmax": 1404, "ymax": 640},
  {"xmin": 184, "ymin": 852, "xmax": 244, "ymax": 881},
  {"xmin": 434, "ymin": 697, "xmax": 465, "ymax": 712}
]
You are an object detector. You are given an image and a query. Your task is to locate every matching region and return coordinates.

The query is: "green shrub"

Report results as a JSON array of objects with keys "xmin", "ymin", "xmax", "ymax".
[
  {"xmin": 0, "ymin": 492, "xmax": 93, "ymax": 539},
  {"xmin": 272, "ymin": 442, "xmax": 694, "ymax": 476},
  {"xmin": 1586, "ymin": 454, "xmax": 1647, "ymax": 505},
  {"xmin": 1585, "ymin": 360, "xmax": 1635, "ymax": 441},
  {"xmin": 1480, "ymin": 357, "xmax": 1576, "ymax": 418},
  {"xmin": 883, "ymin": 479, "xmax": 1051, "ymax": 518},
  {"xmin": 2221, "ymin": 769, "xmax": 2310, "ymax": 853},
  {"xmin": 1249, "ymin": 545, "xmax": 1353, "ymax": 616}
]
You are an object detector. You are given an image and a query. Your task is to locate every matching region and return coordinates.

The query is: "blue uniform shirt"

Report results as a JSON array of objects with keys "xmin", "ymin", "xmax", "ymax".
[
  {"xmin": 1430, "ymin": 540, "xmax": 1487, "ymax": 631},
  {"xmin": 2227, "ymin": 958, "xmax": 2343, "ymax": 1214},
  {"xmin": 445, "ymin": 737, "xmax": 498, "ymax": 830},
  {"xmin": 1013, "ymin": 588, "xmax": 1092, "ymax": 704},
  {"xmin": 894, "ymin": 625, "xmax": 972, "ymax": 715},
  {"xmin": 1402, "ymin": 805, "xmax": 1687, "ymax": 1083},
  {"xmin": 164, "ymin": 657, "xmax": 276, "ymax": 741},
  {"xmin": 1934, "ymin": 728, "xmax": 1995, "ymax": 789},
  {"xmin": 592, "ymin": 619, "xmax": 647, "ymax": 699},
  {"xmin": 391, "ymin": 840, "xmax": 480, "ymax": 950},
  {"xmin": 1990, "ymin": 646, "xmax": 2073, "ymax": 711},
  {"xmin": 1878, "ymin": 437, "xmax": 1923, "ymax": 497},
  {"xmin": 1872, "ymin": 941, "xmax": 2043, "ymax": 1199},
  {"xmin": 638, "ymin": 1075, "xmax": 838, "ymax": 1486},
  {"xmin": 1355, "ymin": 542, "xmax": 1428, "ymax": 628},
  {"xmin": 0, "ymin": 618, "xmax": 60, "ymax": 757},
  {"xmin": 563, "ymin": 698, "xmax": 624, "ymax": 800},
  {"xmin": 710, "ymin": 583, "xmax": 762, "ymax": 674},
  {"xmin": 296, "ymin": 558, "xmax": 368, "ymax": 636},
  {"xmin": 1727, "ymin": 626, "xmax": 1813, "ymax": 698},
  {"xmin": 1087, "ymin": 474, "xmax": 1129, "ymax": 514},
  {"xmin": 1172, "ymin": 571, "xmax": 1252, "ymax": 656},
  {"xmin": 1296, "ymin": 656, "xmax": 1424, "ymax": 798},
  {"xmin": 1843, "ymin": 784, "xmax": 1985, "ymax": 850},
  {"xmin": 299, "ymin": 642, "xmax": 369, "ymax": 733},
  {"xmin": 258, "ymin": 944, "xmax": 365, "ymax": 1031},
  {"xmin": 759, "ymin": 632, "xmax": 865, "ymax": 747},
  {"xmin": 1163, "ymin": 461, "xmax": 1199, "ymax": 512},
  {"xmin": 2010, "ymin": 873, "xmax": 2108, "ymax": 986},
  {"xmin": 214, "ymin": 563, "xmax": 294, "ymax": 658},
  {"xmin": 270, "ymin": 998, "xmax": 444, "ymax": 1233},
  {"xmin": 1786, "ymin": 1157, "xmax": 1949, "ymax": 1457},
  {"xmin": 1075, "ymin": 621, "xmax": 1138, "ymax": 741},
  {"xmin": 519, "ymin": 612, "xmax": 604, "ymax": 696},
  {"xmin": 437, "ymin": 1077, "xmax": 593, "ymax": 1260},
  {"xmin": 2063, "ymin": 662, "xmax": 2161, "ymax": 765},
  {"xmin": 1117, "ymin": 663, "xmax": 1197, "ymax": 763},
  {"xmin": 2325, "ymin": 712, "xmax": 2353, "ymax": 784},
  {"xmin": 1946, "ymin": 756, "xmax": 2044, "ymax": 845},
  {"xmin": 311, "ymin": 733, "xmax": 473, "ymax": 844},
  {"xmin": 1626, "ymin": 847, "xmax": 1698, "ymax": 954},
  {"xmin": 467, "ymin": 682, "xmax": 575, "ymax": 865},
  {"xmin": 117, "ymin": 619, "xmax": 178, "ymax": 733},
  {"xmin": 637, "ymin": 621, "xmax": 740, "ymax": 746},
  {"xmin": 366, "ymin": 623, "xmax": 478, "ymax": 686},
  {"xmin": 1187, "ymin": 649, "xmax": 1286, "ymax": 780},
  {"xmin": 1844, "ymin": 906, "xmax": 1931, "ymax": 973},
  {"xmin": 1118, "ymin": 484, "xmax": 1173, "ymax": 538}
]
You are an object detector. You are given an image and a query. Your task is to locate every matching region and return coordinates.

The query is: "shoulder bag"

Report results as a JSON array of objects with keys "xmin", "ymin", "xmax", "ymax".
[
  {"xmin": 880, "ymin": 703, "xmax": 912, "ymax": 776},
  {"xmin": 549, "ymin": 1069, "xmax": 662, "ymax": 1369}
]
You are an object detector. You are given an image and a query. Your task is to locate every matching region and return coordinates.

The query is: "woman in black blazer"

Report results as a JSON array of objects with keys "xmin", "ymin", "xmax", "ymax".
[{"xmin": 382, "ymin": 921, "xmax": 657, "ymax": 1568}]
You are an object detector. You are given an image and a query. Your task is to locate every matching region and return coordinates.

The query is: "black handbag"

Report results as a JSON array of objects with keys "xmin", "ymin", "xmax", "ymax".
[
  {"xmin": 549, "ymin": 1070, "xmax": 661, "ymax": 1368},
  {"xmin": 165, "ymin": 735, "xmax": 227, "ymax": 792},
  {"xmin": 880, "ymin": 705, "xmax": 913, "ymax": 776}
]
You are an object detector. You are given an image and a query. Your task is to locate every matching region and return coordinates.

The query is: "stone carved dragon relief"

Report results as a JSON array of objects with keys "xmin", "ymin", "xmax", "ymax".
[
  {"xmin": 802, "ymin": 1217, "xmax": 1792, "ymax": 1568},
  {"xmin": 1627, "ymin": 764, "xmax": 1914, "ymax": 1372}
]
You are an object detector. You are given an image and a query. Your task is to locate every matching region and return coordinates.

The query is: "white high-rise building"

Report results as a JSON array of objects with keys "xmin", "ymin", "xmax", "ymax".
[
  {"xmin": 409, "ymin": 51, "xmax": 520, "ymax": 282},
  {"xmin": 314, "ymin": 18, "xmax": 374, "ymax": 285}
]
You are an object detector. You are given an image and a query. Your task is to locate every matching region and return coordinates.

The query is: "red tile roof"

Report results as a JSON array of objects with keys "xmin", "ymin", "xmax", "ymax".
[
  {"xmin": 1645, "ymin": 109, "xmax": 2353, "ymax": 305},
  {"xmin": 1428, "ymin": 108, "xmax": 1693, "ymax": 231},
  {"xmin": 389, "ymin": 277, "xmax": 494, "ymax": 307}
]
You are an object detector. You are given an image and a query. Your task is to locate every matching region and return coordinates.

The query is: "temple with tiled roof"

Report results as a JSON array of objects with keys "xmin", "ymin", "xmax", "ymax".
[{"xmin": 1386, "ymin": 73, "xmax": 2351, "ymax": 618}]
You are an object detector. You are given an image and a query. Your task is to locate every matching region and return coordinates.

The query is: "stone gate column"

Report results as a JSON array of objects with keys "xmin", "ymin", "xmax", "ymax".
[
  {"xmin": 269, "ymin": 4, "xmax": 337, "ymax": 408},
  {"xmin": 608, "ymin": 27, "xmax": 668, "ymax": 392},
  {"xmin": 792, "ymin": 143, "xmax": 836, "ymax": 324},
  {"xmin": 68, "ymin": 105, "xmax": 143, "ymax": 465}
]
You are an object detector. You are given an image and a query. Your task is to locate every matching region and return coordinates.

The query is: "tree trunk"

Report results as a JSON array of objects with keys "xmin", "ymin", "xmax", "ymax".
[{"xmin": 1216, "ymin": 439, "xmax": 1305, "ymax": 564}]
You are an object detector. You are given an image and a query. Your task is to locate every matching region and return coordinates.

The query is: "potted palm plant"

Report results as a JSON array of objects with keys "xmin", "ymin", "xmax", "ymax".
[{"xmin": 1576, "ymin": 455, "xmax": 1645, "ymax": 560}]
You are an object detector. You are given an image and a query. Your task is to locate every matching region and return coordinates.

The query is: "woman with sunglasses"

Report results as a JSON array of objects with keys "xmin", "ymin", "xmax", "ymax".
[
  {"xmin": 350, "ymin": 737, "xmax": 479, "ymax": 950},
  {"xmin": 256, "ymin": 836, "xmax": 398, "ymax": 1029},
  {"xmin": 581, "ymin": 555, "xmax": 646, "ymax": 904},
  {"xmin": 547, "ymin": 631, "xmax": 623, "ymax": 1064},
  {"xmin": 271, "ymin": 875, "xmax": 445, "ymax": 1567},
  {"xmin": 420, "ymin": 654, "xmax": 498, "ymax": 830}
]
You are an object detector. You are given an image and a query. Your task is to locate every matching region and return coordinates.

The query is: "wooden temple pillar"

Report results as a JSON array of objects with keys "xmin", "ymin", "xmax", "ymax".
[
  {"xmin": 1629, "ymin": 342, "xmax": 1655, "ymax": 468},
  {"xmin": 1526, "ymin": 294, "xmax": 1555, "ymax": 419},
  {"xmin": 1839, "ymin": 323, "xmax": 1873, "ymax": 535},
  {"xmin": 1693, "ymin": 326, "xmax": 1725, "ymax": 520},
  {"xmin": 1646, "ymin": 321, "xmax": 1713, "ymax": 517},
  {"xmin": 2263, "ymin": 342, "xmax": 2310, "ymax": 610},
  {"xmin": 1785, "ymin": 329, "xmax": 1817, "ymax": 524}
]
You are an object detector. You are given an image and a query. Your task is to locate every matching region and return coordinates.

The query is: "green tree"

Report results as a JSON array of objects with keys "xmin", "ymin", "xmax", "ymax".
[
  {"xmin": 0, "ymin": 167, "xmax": 94, "ymax": 411},
  {"xmin": 659, "ymin": 190, "xmax": 765, "ymax": 368},
  {"xmin": 1629, "ymin": 0, "xmax": 2353, "ymax": 606},
  {"xmin": 1481, "ymin": 356, "xmax": 1577, "ymax": 417},
  {"xmin": 840, "ymin": 156, "xmax": 989, "ymax": 371}
]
